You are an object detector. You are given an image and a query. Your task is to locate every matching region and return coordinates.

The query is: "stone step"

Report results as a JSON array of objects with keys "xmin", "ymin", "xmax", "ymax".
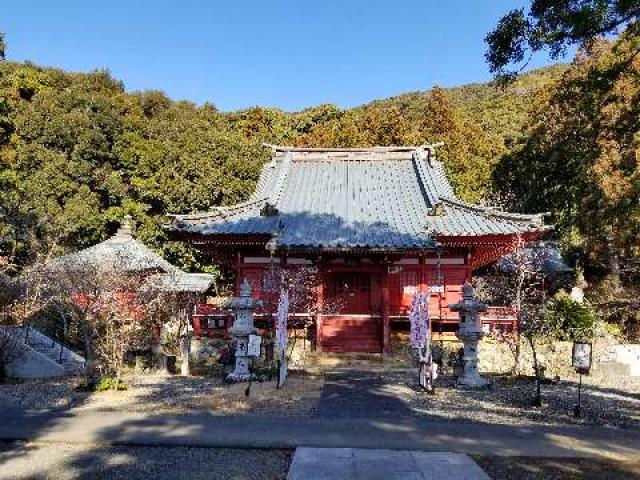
[
  {"xmin": 27, "ymin": 334, "xmax": 85, "ymax": 374},
  {"xmin": 31, "ymin": 345, "xmax": 60, "ymax": 352},
  {"xmin": 306, "ymin": 352, "xmax": 387, "ymax": 367},
  {"xmin": 33, "ymin": 346, "xmax": 57, "ymax": 352},
  {"xmin": 287, "ymin": 448, "xmax": 491, "ymax": 480},
  {"xmin": 6, "ymin": 326, "xmax": 86, "ymax": 379}
]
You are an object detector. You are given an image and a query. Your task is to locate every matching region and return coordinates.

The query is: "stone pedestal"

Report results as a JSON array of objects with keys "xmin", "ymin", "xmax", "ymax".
[
  {"xmin": 226, "ymin": 279, "xmax": 263, "ymax": 382},
  {"xmin": 449, "ymin": 282, "xmax": 490, "ymax": 388}
]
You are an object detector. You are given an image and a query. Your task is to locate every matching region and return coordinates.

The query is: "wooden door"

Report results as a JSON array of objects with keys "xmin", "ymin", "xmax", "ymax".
[{"xmin": 331, "ymin": 272, "xmax": 372, "ymax": 314}]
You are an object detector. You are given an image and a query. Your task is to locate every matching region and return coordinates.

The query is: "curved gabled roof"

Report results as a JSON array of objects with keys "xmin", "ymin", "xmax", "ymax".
[
  {"xmin": 55, "ymin": 217, "xmax": 214, "ymax": 293},
  {"xmin": 168, "ymin": 145, "xmax": 550, "ymax": 250}
]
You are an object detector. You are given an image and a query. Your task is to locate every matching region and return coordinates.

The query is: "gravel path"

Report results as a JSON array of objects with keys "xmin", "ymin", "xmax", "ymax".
[
  {"xmin": 316, "ymin": 367, "xmax": 640, "ymax": 428},
  {"xmin": 0, "ymin": 441, "xmax": 291, "ymax": 480},
  {"xmin": 1, "ymin": 367, "xmax": 638, "ymax": 428},
  {"xmin": 0, "ymin": 372, "xmax": 323, "ymax": 416},
  {"xmin": 317, "ymin": 370, "xmax": 416, "ymax": 418},
  {"xmin": 413, "ymin": 373, "xmax": 640, "ymax": 428}
]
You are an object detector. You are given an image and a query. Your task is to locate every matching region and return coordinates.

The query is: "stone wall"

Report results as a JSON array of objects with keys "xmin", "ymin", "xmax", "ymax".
[{"xmin": 390, "ymin": 330, "xmax": 625, "ymax": 379}]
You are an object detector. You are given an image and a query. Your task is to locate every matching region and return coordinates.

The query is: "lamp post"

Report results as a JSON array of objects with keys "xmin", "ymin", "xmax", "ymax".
[
  {"xmin": 449, "ymin": 282, "xmax": 490, "ymax": 388},
  {"xmin": 226, "ymin": 279, "xmax": 263, "ymax": 382}
]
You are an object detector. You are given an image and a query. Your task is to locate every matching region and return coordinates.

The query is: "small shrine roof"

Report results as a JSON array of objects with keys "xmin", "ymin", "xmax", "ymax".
[{"xmin": 55, "ymin": 216, "xmax": 214, "ymax": 293}]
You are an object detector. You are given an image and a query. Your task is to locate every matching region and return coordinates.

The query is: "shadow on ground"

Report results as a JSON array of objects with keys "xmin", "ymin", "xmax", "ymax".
[
  {"xmin": 474, "ymin": 456, "xmax": 640, "ymax": 480},
  {"xmin": 2, "ymin": 367, "xmax": 640, "ymax": 479},
  {"xmin": 0, "ymin": 441, "xmax": 291, "ymax": 480}
]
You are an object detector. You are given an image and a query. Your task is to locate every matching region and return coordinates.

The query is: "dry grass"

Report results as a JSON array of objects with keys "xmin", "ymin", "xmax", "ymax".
[{"xmin": 0, "ymin": 371, "xmax": 324, "ymax": 416}]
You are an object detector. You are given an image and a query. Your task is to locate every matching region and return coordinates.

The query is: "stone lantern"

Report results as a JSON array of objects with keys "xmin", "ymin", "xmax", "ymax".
[
  {"xmin": 449, "ymin": 282, "xmax": 489, "ymax": 388},
  {"xmin": 226, "ymin": 279, "xmax": 263, "ymax": 382}
]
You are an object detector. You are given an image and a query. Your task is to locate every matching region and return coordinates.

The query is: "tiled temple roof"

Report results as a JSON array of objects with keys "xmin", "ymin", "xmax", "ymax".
[
  {"xmin": 55, "ymin": 216, "xmax": 214, "ymax": 293},
  {"xmin": 168, "ymin": 145, "xmax": 550, "ymax": 250}
]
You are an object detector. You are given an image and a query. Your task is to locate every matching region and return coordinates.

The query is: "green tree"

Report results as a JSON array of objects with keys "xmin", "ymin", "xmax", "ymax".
[
  {"xmin": 494, "ymin": 31, "xmax": 640, "ymax": 266},
  {"xmin": 486, "ymin": 0, "xmax": 640, "ymax": 79}
]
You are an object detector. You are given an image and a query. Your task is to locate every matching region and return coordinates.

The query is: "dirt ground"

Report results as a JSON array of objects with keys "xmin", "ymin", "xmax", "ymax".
[
  {"xmin": 0, "ymin": 370, "xmax": 324, "ymax": 416},
  {"xmin": 474, "ymin": 456, "xmax": 640, "ymax": 480},
  {"xmin": 1, "ymin": 365, "xmax": 638, "ymax": 429},
  {"xmin": 0, "ymin": 441, "xmax": 291, "ymax": 480}
]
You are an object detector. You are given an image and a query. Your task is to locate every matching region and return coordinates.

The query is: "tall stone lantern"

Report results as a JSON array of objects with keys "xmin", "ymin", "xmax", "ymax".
[
  {"xmin": 226, "ymin": 279, "xmax": 263, "ymax": 382},
  {"xmin": 449, "ymin": 282, "xmax": 489, "ymax": 388}
]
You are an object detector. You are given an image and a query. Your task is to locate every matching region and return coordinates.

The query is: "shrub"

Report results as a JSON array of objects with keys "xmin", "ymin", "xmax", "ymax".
[
  {"xmin": 542, "ymin": 291, "xmax": 597, "ymax": 342},
  {"xmin": 96, "ymin": 377, "xmax": 129, "ymax": 391},
  {"xmin": 76, "ymin": 377, "xmax": 128, "ymax": 392}
]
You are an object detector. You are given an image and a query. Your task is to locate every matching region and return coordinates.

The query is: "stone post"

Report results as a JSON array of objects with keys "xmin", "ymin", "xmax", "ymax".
[
  {"xmin": 180, "ymin": 334, "xmax": 191, "ymax": 376},
  {"xmin": 449, "ymin": 282, "xmax": 489, "ymax": 388},
  {"xmin": 226, "ymin": 279, "xmax": 263, "ymax": 382}
]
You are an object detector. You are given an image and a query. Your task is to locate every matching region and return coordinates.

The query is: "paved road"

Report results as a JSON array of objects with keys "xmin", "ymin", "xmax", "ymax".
[
  {"xmin": 317, "ymin": 369, "xmax": 416, "ymax": 418},
  {"xmin": 1, "ymin": 406, "xmax": 639, "ymax": 461}
]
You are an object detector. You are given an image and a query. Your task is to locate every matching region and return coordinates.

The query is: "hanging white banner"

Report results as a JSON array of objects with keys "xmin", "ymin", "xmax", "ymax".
[
  {"xmin": 275, "ymin": 287, "xmax": 289, "ymax": 355},
  {"xmin": 409, "ymin": 292, "xmax": 429, "ymax": 350}
]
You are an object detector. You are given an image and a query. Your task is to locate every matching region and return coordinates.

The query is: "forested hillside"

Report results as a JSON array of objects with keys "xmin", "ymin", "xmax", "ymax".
[
  {"xmin": 495, "ymin": 32, "xmax": 639, "ymax": 265},
  {"xmin": 367, "ymin": 64, "xmax": 567, "ymax": 148},
  {"xmin": 0, "ymin": 58, "xmax": 562, "ymax": 272},
  {"xmin": 0, "ymin": 36, "xmax": 636, "ymax": 300}
]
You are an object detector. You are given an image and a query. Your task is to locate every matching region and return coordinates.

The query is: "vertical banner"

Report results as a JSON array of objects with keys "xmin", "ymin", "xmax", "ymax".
[
  {"xmin": 409, "ymin": 292, "xmax": 429, "ymax": 351},
  {"xmin": 410, "ymin": 292, "xmax": 436, "ymax": 390},
  {"xmin": 275, "ymin": 287, "xmax": 289, "ymax": 354},
  {"xmin": 275, "ymin": 287, "xmax": 289, "ymax": 387}
]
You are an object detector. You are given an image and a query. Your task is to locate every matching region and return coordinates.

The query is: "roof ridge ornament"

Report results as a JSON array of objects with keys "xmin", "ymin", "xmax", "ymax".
[
  {"xmin": 412, "ymin": 142, "xmax": 444, "ymax": 168},
  {"xmin": 261, "ymin": 143, "xmax": 445, "ymax": 154},
  {"xmin": 260, "ymin": 202, "xmax": 279, "ymax": 217},
  {"xmin": 266, "ymin": 151, "xmax": 292, "ymax": 209},
  {"xmin": 428, "ymin": 201, "xmax": 446, "ymax": 216},
  {"xmin": 115, "ymin": 214, "xmax": 134, "ymax": 237}
]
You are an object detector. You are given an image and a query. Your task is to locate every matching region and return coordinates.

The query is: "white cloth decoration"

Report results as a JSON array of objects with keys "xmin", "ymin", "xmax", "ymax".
[
  {"xmin": 570, "ymin": 286, "xmax": 585, "ymax": 304},
  {"xmin": 275, "ymin": 287, "xmax": 289, "ymax": 355}
]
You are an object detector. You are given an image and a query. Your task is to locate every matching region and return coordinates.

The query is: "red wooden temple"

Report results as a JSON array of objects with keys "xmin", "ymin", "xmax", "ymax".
[{"xmin": 168, "ymin": 145, "xmax": 550, "ymax": 353}]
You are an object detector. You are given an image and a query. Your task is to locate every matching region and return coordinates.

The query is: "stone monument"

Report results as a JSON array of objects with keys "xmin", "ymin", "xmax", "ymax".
[
  {"xmin": 226, "ymin": 279, "xmax": 263, "ymax": 382},
  {"xmin": 449, "ymin": 282, "xmax": 490, "ymax": 388}
]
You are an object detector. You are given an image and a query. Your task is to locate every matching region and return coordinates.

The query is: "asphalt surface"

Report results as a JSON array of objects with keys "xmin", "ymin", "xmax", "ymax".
[
  {"xmin": 1, "ymin": 406, "xmax": 639, "ymax": 461},
  {"xmin": 316, "ymin": 369, "xmax": 417, "ymax": 418}
]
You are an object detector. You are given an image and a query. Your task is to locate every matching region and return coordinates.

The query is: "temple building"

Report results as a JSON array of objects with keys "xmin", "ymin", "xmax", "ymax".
[
  {"xmin": 167, "ymin": 145, "xmax": 550, "ymax": 353},
  {"xmin": 56, "ymin": 215, "xmax": 214, "ymax": 299}
]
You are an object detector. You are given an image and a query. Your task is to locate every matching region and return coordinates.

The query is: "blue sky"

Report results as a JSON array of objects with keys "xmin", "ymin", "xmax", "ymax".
[{"xmin": 3, "ymin": 1, "xmax": 570, "ymax": 111}]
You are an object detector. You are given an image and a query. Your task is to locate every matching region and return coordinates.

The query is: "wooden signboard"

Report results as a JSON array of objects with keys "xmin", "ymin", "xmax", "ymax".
[{"xmin": 572, "ymin": 341, "xmax": 592, "ymax": 374}]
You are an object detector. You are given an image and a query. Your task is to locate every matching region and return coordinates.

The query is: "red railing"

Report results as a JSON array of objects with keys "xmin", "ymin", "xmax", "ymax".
[
  {"xmin": 480, "ymin": 306, "xmax": 518, "ymax": 333},
  {"xmin": 192, "ymin": 304, "xmax": 232, "ymax": 338},
  {"xmin": 192, "ymin": 304, "xmax": 519, "ymax": 338}
]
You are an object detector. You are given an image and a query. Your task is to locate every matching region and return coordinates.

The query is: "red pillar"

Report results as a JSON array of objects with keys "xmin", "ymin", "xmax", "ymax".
[
  {"xmin": 192, "ymin": 315, "xmax": 202, "ymax": 339},
  {"xmin": 419, "ymin": 256, "xmax": 427, "ymax": 292},
  {"xmin": 315, "ymin": 271, "xmax": 325, "ymax": 352},
  {"xmin": 381, "ymin": 269, "xmax": 390, "ymax": 353}
]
